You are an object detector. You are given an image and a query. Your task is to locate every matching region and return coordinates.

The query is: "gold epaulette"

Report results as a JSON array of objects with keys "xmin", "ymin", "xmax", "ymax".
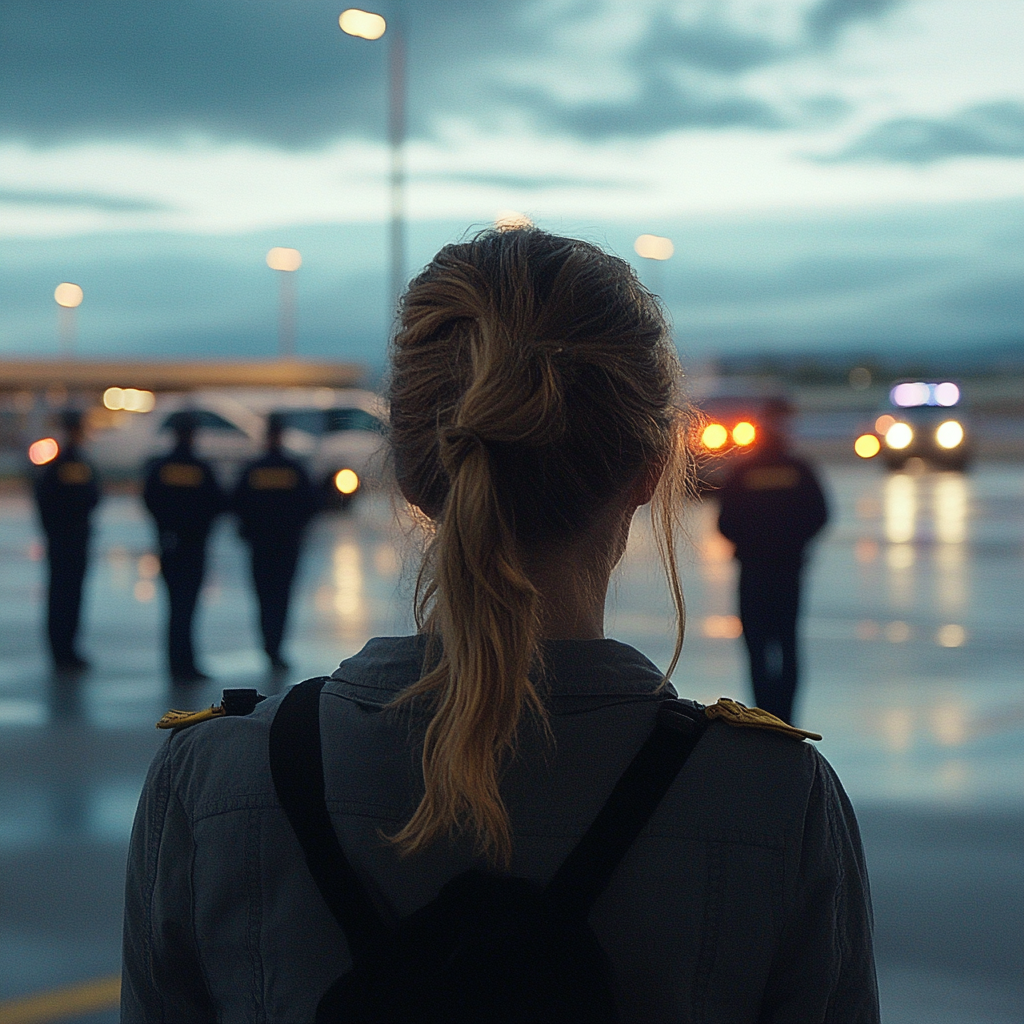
[
  {"xmin": 704, "ymin": 697, "xmax": 822, "ymax": 741},
  {"xmin": 156, "ymin": 688, "xmax": 267, "ymax": 730},
  {"xmin": 156, "ymin": 705, "xmax": 225, "ymax": 730}
]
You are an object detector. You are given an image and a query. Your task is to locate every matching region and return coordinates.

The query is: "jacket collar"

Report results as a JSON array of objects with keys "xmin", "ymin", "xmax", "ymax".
[{"xmin": 328, "ymin": 634, "xmax": 673, "ymax": 705}]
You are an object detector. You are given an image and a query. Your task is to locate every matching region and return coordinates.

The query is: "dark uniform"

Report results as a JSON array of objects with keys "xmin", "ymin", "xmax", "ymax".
[
  {"xmin": 717, "ymin": 414, "xmax": 828, "ymax": 726},
  {"xmin": 143, "ymin": 415, "xmax": 225, "ymax": 683},
  {"xmin": 233, "ymin": 418, "xmax": 316, "ymax": 670},
  {"xmin": 33, "ymin": 414, "xmax": 100, "ymax": 671}
]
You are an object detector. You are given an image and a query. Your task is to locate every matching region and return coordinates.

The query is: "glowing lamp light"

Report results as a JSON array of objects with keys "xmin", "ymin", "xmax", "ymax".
[
  {"xmin": 634, "ymin": 234, "xmax": 674, "ymax": 261},
  {"xmin": 339, "ymin": 8, "xmax": 386, "ymax": 39},
  {"xmin": 29, "ymin": 438, "xmax": 59, "ymax": 465},
  {"xmin": 885, "ymin": 422, "xmax": 913, "ymax": 449},
  {"xmin": 874, "ymin": 414, "xmax": 896, "ymax": 435},
  {"xmin": 494, "ymin": 210, "xmax": 533, "ymax": 231},
  {"xmin": 266, "ymin": 247, "xmax": 302, "ymax": 272},
  {"xmin": 54, "ymin": 283, "xmax": 83, "ymax": 308},
  {"xmin": 891, "ymin": 382, "xmax": 929, "ymax": 408},
  {"xmin": 104, "ymin": 387, "xmax": 155, "ymax": 412},
  {"xmin": 935, "ymin": 420, "xmax": 964, "ymax": 449},
  {"xmin": 701, "ymin": 423, "xmax": 728, "ymax": 450},
  {"xmin": 732, "ymin": 421, "xmax": 756, "ymax": 446},
  {"xmin": 934, "ymin": 382, "xmax": 960, "ymax": 407},
  {"xmin": 334, "ymin": 468, "xmax": 360, "ymax": 495},
  {"xmin": 855, "ymin": 434, "xmax": 881, "ymax": 458}
]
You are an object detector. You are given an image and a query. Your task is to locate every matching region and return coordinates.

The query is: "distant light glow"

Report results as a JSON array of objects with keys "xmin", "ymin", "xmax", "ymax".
[
  {"xmin": 334, "ymin": 468, "xmax": 359, "ymax": 494},
  {"xmin": 494, "ymin": 210, "xmax": 533, "ymax": 231},
  {"xmin": 633, "ymin": 234, "xmax": 674, "ymax": 260},
  {"xmin": 935, "ymin": 420, "xmax": 964, "ymax": 449},
  {"xmin": 936, "ymin": 624, "xmax": 967, "ymax": 648},
  {"xmin": 28, "ymin": 438, "xmax": 59, "ymax": 465},
  {"xmin": 339, "ymin": 9, "xmax": 386, "ymax": 39},
  {"xmin": 874, "ymin": 414, "xmax": 896, "ymax": 434},
  {"xmin": 701, "ymin": 423, "xmax": 728, "ymax": 449},
  {"xmin": 732, "ymin": 421, "xmax": 756, "ymax": 446},
  {"xmin": 854, "ymin": 433, "xmax": 881, "ymax": 458},
  {"xmin": 891, "ymin": 381, "xmax": 961, "ymax": 408},
  {"xmin": 886, "ymin": 422, "xmax": 913, "ymax": 449},
  {"xmin": 266, "ymin": 247, "xmax": 302, "ymax": 272},
  {"xmin": 849, "ymin": 367, "xmax": 871, "ymax": 389},
  {"xmin": 103, "ymin": 387, "xmax": 155, "ymax": 412},
  {"xmin": 54, "ymin": 282, "xmax": 83, "ymax": 308},
  {"xmin": 891, "ymin": 382, "xmax": 930, "ymax": 407},
  {"xmin": 134, "ymin": 580, "xmax": 156, "ymax": 603},
  {"xmin": 701, "ymin": 614, "xmax": 742, "ymax": 639}
]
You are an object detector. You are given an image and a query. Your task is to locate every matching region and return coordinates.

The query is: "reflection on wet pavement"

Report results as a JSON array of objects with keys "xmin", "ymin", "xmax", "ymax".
[{"xmin": 1, "ymin": 465, "xmax": 1022, "ymax": 1021}]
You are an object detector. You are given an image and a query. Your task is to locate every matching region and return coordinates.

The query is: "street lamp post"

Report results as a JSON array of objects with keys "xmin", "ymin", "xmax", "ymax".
[
  {"xmin": 340, "ymin": 8, "xmax": 406, "ymax": 321},
  {"xmin": 54, "ymin": 282, "xmax": 83, "ymax": 358},
  {"xmin": 266, "ymin": 247, "xmax": 302, "ymax": 358}
]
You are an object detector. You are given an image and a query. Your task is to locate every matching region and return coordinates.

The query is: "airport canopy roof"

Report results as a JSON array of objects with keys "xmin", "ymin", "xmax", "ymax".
[{"xmin": 0, "ymin": 359, "xmax": 362, "ymax": 392}]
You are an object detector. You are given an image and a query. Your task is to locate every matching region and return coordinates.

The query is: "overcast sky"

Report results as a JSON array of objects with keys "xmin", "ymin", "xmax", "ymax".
[{"xmin": 1, "ymin": 0, "xmax": 1021, "ymax": 367}]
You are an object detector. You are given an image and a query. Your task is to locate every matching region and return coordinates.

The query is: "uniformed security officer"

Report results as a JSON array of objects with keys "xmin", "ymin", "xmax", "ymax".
[
  {"xmin": 717, "ymin": 397, "xmax": 828, "ymax": 726},
  {"xmin": 33, "ymin": 410, "xmax": 100, "ymax": 672},
  {"xmin": 233, "ymin": 413, "xmax": 316, "ymax": 671},
  {"xmin": 143, "ymin": 411, "xmax": 225, "ymax": 684}
]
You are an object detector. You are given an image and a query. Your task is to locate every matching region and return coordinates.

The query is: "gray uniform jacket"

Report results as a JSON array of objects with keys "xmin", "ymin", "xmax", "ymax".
[{"xmin": 122, "ymin": 636, "xmax": 879, "ymax": 1023}]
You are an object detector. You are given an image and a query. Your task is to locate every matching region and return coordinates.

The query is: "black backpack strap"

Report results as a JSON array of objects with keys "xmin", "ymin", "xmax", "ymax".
[
  {"xmin": 544, "ymin": 699, "xmax": 708, "ymax": 918},
  {"xmin": 268, "ymin": 677, "xmax": 387, "ymax": 961}
]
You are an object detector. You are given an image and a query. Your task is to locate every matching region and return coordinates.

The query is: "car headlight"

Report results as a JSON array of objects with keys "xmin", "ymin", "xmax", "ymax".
[
  {"xmin": 885, "ymin": 422, "xmax": 913, "ymax": 449},
  {"xmin": 732, "ymin": 421, "xmax": 756, "ymax": 446},
  {"xmin": 334, "ymin": 468, "xmax": 359, "ymax": 494},
  {"xmin": 854, "ymin": 434, "xmax": 881, "ymax": 458},
  {"xmin": 701, "ymin": 423, "xmax": 728, "ymax": 450},
  {"xmin": 935, "ymin": 420, "xmax": 964, "ymax": 449}
]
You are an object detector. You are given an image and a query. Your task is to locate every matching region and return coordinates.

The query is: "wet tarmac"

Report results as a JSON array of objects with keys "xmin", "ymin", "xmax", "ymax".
[{"xmin": 1, "ymin": 463, "xmax": 1022, "ymax": 1023}]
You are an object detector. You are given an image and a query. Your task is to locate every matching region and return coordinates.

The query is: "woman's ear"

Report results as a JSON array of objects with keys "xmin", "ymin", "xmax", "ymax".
[{"xmin": 629, "ymin": 455, "xmax": 667, "ymax": 507}]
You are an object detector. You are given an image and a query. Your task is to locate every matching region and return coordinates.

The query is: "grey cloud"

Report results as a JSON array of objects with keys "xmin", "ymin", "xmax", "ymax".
[
  {"xmin": 0, "ymin": 189, "xmax": 170, "ymax": 212},
  {"xmin": 824, "ymin": 101, "xmax": 1024, "ymax": 163},
  {"xmin": 0, "ymin": 1, "xmax": 910, "ymax": 148},
  {"xmin": 411, "ymin": 171, "xmax": 636, "ymax": 190},
  {"xmin": 805, "ymin": 0, "xmax": 904, "ymax": 45}
]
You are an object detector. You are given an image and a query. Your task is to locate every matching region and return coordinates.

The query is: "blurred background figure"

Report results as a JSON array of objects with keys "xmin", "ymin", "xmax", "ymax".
[
  {"xmin": 233, "ymin": 412, "xmax": 316, "ymax": 671},
  {"xmin": 31, "ymin": 410, "xmax": 100, "ymax": 673},
  {"xmin": 717, "ymin": 398, "xmax": 828, "ymax": 725},
  {"xmin": 143, "ymin": 411, "xmax": 225, "ymax": 684}
]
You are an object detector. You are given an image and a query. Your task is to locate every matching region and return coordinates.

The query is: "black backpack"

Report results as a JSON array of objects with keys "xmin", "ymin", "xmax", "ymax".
[{"xmin": 269, "ymin": 677, "xmax": 708, "ymax": 1023}]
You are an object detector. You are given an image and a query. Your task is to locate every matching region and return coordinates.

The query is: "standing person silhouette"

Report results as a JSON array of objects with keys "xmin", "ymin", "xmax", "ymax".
[
  {"xmin": 233, "ymin": 413, "xmax": 316, "ymax": 671},
  {"xmin": 143, "ymin": 412, "xmax": 225, "ymax": 684},
  {"xmin": 33, "ymin": 410, "xmax": 100, "ymax": 673},
  {"xmin": 717, "ymin": 397, "xmax": 829, "ymax": 726},
  {"xmin": 124, "ymin": 230, "xmax": 876, "ymax": 1023}
]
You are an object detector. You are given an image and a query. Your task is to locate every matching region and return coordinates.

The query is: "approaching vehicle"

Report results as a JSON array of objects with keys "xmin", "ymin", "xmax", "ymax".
[
  {"xmin": 78, "ymin": 388, "xmax": 387, "ymax": 506},
  {"xmin": 853, "ymin": 381, "xmax": 970, "ymax": 471},
  {"xmin": 691, "ymin": 392, "xmax": 775, "ymax": 489}
]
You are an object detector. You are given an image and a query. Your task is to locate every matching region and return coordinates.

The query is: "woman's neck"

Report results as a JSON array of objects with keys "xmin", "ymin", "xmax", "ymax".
[{"xmin": 524, "ymin": 500, "xmax": 635, "ymax": 640}]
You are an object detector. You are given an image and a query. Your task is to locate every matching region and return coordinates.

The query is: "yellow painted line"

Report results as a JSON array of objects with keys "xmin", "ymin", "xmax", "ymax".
[{"xmin": 0, "ymin": 976, "xmax": 120, "ymax": 1024}]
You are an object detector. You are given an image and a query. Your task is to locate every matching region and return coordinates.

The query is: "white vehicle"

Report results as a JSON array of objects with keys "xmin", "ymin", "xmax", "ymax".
[{"xmin": 85, "ymin": 388, "xmax": 387, "ymax": 505}]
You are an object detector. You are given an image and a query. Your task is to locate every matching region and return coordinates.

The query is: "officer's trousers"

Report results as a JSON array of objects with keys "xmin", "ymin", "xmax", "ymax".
[
  {"xmin": 46, "ymin": 534, "xmax": 89, "ymax": 665},
  {"xmin": 159, "ymin": 535, "xmax": 208, "ymax": 679},
  {"xmin": 249, "ymin": 541, "xmax": 301, "ymax": 660},
  {"xmin": 738, "ymin": 559, "xmax": 803, "ymax": 726}
]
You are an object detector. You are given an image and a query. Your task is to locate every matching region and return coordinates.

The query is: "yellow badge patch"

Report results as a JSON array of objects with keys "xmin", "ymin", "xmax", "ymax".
[
  {"xmin": 57, "ymin": 462, "xmax": 92, "ymax": 485},
  {"xmin": 704, "ymin": 697, "xmax": 821, "ymax": 741},
  {"xmin": 156, "ymin": 705, "xmax": 225, "ymax": 730},
  {"xmin": 249, "ymin": 467, "xmax": 298, "ymax": 490},
  {"xmin": 743, "ymin": 465, "xmax": 800, "ymax": 491},
  {"xmin": 160, "ymin": 463, "xmax": 203, "ymax": 488}
]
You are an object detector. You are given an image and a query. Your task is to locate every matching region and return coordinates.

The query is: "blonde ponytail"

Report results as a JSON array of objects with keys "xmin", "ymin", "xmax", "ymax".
[{"xmin": 387, "ymin": 228, "xmax": 692, "ymax": 865}]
